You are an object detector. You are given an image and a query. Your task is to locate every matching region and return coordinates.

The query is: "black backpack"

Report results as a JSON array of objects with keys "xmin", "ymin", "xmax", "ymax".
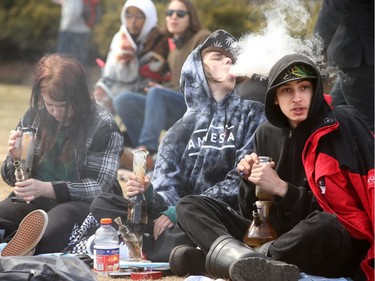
[{"xmin": 0, "ymin": 256, "xmax": 98, "ymax": 281}]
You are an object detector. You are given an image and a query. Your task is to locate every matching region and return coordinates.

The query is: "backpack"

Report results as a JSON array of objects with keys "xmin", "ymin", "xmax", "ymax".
[
  {"xmin": 82, "ymin": 0, "xmax": 102, "ymax": 28},
  {"xmin": 0, "ymin": 256, "xmax": 98, "ymax": 281}
]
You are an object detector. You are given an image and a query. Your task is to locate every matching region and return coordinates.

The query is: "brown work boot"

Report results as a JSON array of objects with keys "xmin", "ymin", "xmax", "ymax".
[{"xmin": 1, "ymin": 209, "xmax": 48, "ymax": 256}]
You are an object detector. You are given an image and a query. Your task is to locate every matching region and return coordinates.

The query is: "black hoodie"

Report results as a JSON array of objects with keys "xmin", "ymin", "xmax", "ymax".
[
  {"xmin": 240, "ymin": 54, "xmax": 374, "ymax": 279},
  {"xmin": 239, "ymin": 54, "xmax": 329, "ymax": 234}
]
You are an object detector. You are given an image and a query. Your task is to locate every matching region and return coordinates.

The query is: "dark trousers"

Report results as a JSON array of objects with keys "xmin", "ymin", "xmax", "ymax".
[
  {"xmin": 90, "ymin": 193, "xmax": 195, "ymax": 262},
  {"xmin": 330, "ymin": 64, "xmax": 374, "ymax": 131},
  {"xmin": 177, "ymin": 195, "xmax": 363, "ymax": 278},
  {"xmin": 0, "ymin": 196, "xmax": 90, "ymax": 254}
]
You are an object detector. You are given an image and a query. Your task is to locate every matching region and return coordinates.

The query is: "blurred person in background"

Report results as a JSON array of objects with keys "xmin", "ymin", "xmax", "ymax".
[
  {"xmin": 93, "ymin": 0, "xmax": 169, "ymax": 115},
  {"xmin": 115, "ymin": 0, "xmax": 211, "ymax": 170},
  {"xmin": 314, "ymin": 0, "xmax": 374, "ymax": 131},
  {"xmin": 53, "ymin": 0, "xmax": 92, "ymax": 65}
]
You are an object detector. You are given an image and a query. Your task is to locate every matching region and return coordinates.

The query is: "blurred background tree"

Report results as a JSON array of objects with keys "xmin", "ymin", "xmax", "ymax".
[{"xmin": 0, "ymin": 0, "xmax": 322, "ymax": 65}]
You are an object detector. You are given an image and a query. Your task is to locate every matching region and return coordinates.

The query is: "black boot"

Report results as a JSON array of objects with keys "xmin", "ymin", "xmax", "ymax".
[
  {"xmin": 205, "ymin": 235, "xmax": 300, "ymax": 281},
  {"xmin": 169, "ymin": 245, "xmax": 207, "ymax": 276}
]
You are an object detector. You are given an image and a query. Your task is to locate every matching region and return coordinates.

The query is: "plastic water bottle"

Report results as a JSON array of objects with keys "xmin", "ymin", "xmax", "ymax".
[{"xmin": 93, "ymin": 218, "xmax": 120, "ymax": 274}]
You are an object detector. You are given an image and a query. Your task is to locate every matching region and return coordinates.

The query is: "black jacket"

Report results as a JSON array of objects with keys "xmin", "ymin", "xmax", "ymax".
[{"xmin": 314, "ymin": 0, "xmax": 374, "ymax": 68}]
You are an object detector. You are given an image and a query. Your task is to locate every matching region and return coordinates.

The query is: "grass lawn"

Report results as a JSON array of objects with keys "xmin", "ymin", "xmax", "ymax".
[{"xmin": 0, "ymin": 83, "xmax": 30, "ymax": 198}]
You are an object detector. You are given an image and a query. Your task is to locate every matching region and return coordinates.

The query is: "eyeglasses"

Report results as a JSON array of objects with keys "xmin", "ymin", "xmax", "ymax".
[
  {"xmin": 165, "ymin": 9, "xmax": 189, "ymax": 18},
  {"xmin": 125, "ymin": 13, "xmax": 145, "ymax": 20}
]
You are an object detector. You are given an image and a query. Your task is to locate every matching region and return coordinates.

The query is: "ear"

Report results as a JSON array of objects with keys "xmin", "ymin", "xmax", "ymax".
[{"xmin": 274, "ymin": 97, "xmax": 279, "ymax": 105}]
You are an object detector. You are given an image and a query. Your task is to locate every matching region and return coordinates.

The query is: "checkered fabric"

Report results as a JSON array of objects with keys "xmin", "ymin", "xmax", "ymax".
[{"xmin": 62, "ymin": 213, "xmax": 99, "ymax": 254}]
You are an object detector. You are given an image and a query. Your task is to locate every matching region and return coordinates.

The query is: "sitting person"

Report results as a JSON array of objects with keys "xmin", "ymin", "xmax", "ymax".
[
  {"xmin": 170, "ymin": 54, "xmax": 374, "ymax": 281},
  {"xmin": 68, "ymin": 30, "xmax": 266, "ymax": 261},
  {"xmin": 115, "ymin": 0, "xmax": 211, "ymax": 168},
  {"xmin": 0, "ymin": 54, "xmax": 124, "ymax": 255},
  {"xmin": 93, "ymin": 0, "xmax": 169, "ymax": 115}
]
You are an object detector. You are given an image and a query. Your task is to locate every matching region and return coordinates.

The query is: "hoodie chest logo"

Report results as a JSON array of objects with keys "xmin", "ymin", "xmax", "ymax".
[{"xmin": 188, "ymin": 125, "xmax": 235, "ymax": 154}]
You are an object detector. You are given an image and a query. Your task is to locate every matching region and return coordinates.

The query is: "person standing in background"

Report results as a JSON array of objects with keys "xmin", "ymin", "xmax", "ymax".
[
  {"xmin": 115, "ymin": 0, "xmax": 211, "ymax": 169},
  {"xmin": 314, "ymin": 0, "xmax": 374, "ymax": 131},
  {"xmin": 53, "ymin": 0, "xmax": 92, "ymax": 65}
]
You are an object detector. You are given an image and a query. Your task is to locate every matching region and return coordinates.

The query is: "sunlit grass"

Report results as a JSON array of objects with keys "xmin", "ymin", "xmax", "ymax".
[{"xmin": 0, "ymin": 84, "xmax": 30, "ymax": 199}]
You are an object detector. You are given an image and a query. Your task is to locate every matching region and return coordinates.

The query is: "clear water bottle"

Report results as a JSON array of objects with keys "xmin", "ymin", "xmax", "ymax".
[{"xmin": 93, "ymin": 218, "xmax": 120, "ymax": 274}]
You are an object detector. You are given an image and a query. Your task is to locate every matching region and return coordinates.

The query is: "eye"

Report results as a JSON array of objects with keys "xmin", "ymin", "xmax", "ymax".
[{"xmin": 279, "ymin": 87, "xmax": 290, "ymax": 93}]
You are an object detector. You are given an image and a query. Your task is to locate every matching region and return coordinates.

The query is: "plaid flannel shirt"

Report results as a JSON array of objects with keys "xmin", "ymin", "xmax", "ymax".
[{"xmin": 1, "ymin": 104, "xmax": 124, "ymax": 203}]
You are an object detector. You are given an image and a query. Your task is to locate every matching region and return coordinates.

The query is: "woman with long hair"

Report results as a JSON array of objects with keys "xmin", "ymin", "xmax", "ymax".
[{"xmin": 0, "ymin": 54, "xmax": 124, "ymax": 255}]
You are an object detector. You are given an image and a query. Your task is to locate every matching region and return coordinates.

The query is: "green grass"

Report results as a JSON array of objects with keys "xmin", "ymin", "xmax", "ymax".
[{"xmin": 0, "ymin": 83, "xmax": 30, "ymax": 199}]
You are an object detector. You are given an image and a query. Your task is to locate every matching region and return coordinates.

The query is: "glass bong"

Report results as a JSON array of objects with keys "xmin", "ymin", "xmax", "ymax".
[
  {"xmin": 125, "ymin": 149, "xmax": 149, "ymax": 261},
  {"xmin": 11, "ymin": 127, "xmax": 36, "ymax": 204},
  {"xmin": 243, "ymin": 156, "xmax": 278, "ymax": 247}
]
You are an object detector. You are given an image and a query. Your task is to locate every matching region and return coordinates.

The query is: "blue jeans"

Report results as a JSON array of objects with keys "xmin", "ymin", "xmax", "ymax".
[
  {"xmin": 57, "ymin": 31, "xmax": 90, "ymax": 65},
  {"xmin": 114, "ymin": 87, "xmax": 187, "ymax": 152}
]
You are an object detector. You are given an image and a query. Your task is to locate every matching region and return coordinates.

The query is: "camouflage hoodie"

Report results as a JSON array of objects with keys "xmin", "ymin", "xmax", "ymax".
[{"xmin": 150, "ymin": 30, "xmax": 266, "ymax": 221}]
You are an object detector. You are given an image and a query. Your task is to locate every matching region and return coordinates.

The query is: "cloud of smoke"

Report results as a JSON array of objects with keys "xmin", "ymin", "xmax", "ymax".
[{"xmin": 231, "ymin": 0, "xmax": 325, "ymax": 79}]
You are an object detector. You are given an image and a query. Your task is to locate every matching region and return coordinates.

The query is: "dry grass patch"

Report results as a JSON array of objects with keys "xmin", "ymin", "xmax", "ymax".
[{"xmin": 0, "ymin": 84, "xmax": 30, "ymax": 199}]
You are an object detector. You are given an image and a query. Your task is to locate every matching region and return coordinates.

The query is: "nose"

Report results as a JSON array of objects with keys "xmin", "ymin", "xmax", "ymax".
[
  {"xmin": 51, "ymin": 106, "xmax": 64, "ymax": 116},
  {"xmin": 292, "ymin": 90, "xmax": 303, "ymax": 102}
]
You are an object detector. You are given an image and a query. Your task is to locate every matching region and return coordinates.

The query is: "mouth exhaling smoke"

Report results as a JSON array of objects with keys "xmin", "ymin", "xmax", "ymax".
[{"xmin": 231, "ymin": 0, "xmax": 325, "ymax": 80}]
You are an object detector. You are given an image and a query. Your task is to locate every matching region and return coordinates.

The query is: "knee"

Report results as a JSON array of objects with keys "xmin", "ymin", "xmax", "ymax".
[
  {"xmin": 113, "ymin": 92, "xmax": 134, "ymax": 111},
  {"xmin": 296, "ymin": 211, "xmax": 348, "ymax": 244},
  {"xmin": 146, "ymin": 87, "xmax": 165, "ymax": 103},
  {"xmin": 176, "ymin": 195, "xmax": 201, "ymax": 216},
  {"xmin": 147, "ymin": 87, "xmax": 161, "ymax": 97}
]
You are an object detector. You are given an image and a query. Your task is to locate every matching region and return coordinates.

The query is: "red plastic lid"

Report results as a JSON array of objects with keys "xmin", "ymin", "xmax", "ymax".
[
  {"xmin": 130, "ymin": 271, "xmax": 163, "ymax": 280},
  {"xmin": 100, "ymin": 218, "xmax": 112, "ymax": 224}
]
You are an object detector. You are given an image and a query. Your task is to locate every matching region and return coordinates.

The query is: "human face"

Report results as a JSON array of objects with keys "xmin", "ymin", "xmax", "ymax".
[
  {"xmin": 42, "ymin": 93, "xmax": 75, "ymax": 124},
  {"xmin": 125, "ymin": 6, "xmax": 145, "ymax": 37},
  {"xmin": 166, "ymin": 0, "xmax": 190, "ymax": 38},
  {"xmin": 274, "ymin": 79, "xmax": 314, "ymax": 128},
  {"xmin": 202, "ymin": 50, "xmax": 236, "ymax": 94}
]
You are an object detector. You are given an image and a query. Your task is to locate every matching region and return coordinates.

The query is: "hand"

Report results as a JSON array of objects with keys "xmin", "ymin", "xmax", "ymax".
[
  {"xmin": 144, "ymin": 81, "xmax": 163, "ymax": 93},
  {"xmin": 237, "ymin": 152, "xmax": 259, "ymax": 179},
  {"xmin": 248, "ymin": 161, "xmax": 288, "ymax": 198},
  {"xmin": 8, "ymin": 130, "xmax": 22, "ymax": 161},
  {"xmin": 125, "ymin": 173, "xmax": 150, "ymax": 198},
  {"xmin": 153, "ymin": 214, "xmax": 174, "ymax": 240},
  {"xmin": 14, "ymin": 178, "xmax": 56, "ymax": 201}
]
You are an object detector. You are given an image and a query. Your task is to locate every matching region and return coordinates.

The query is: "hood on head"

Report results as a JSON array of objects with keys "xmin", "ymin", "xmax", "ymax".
[
  {"xmin": 265, "ymin": 53, "xmax": 324, "ymax": 129},
  {"xmin": 179, "ymin": 30, "xmax": 238, "ymax": 111},
  {"xmin": 200, "ymin": 29, "xmax": 237, "ymax": 62},
  {"xmin": 120, "ymin": 0, "xmax": 158, "ymax": 48}
]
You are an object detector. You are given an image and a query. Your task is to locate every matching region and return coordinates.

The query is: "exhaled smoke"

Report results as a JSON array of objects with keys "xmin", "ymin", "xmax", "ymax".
[{"xmin": 231, "ymin": 0, "xmax": 326, "ymax": 79}]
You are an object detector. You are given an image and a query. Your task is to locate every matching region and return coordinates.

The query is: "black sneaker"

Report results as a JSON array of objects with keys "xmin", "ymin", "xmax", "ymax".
[{"xmin": 169, "ymin": 245, "xmax": 207, "ymax": 277}]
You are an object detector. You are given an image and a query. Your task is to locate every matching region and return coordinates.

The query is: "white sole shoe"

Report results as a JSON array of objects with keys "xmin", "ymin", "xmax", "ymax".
[{"xmin": 1, "ymin": 209, "xmax": 48, "ymax": 256}]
